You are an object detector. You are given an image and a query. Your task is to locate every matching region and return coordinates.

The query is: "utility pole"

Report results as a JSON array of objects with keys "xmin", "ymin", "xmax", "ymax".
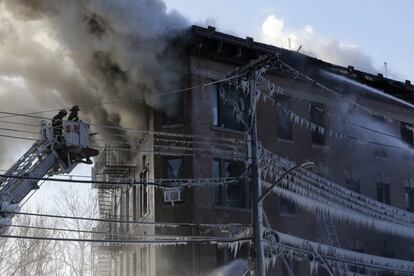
[
  {"xmin": 226, "ymin": 54, "xmax": 277, "ymax": 276},
  {"xmin": 249, "ymin": 75, "xmax": 265, "ymax": 276}
]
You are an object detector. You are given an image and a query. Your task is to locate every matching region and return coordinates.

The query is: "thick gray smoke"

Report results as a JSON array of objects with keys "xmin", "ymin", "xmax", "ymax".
[{"xmin": 0, "ymin": 0, "xmax": 189, "ymax": 166}]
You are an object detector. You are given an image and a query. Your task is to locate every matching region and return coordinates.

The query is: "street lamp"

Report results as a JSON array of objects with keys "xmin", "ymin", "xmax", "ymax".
[{"xmin": 258, "ymin": 161, "xmax": 315, "ymax": 204}]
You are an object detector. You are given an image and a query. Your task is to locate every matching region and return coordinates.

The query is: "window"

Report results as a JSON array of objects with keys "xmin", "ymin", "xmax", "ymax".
[
  {"xmin": 280, "ymin": 198, "xmax": 296, "ymax": 214},
  {"xmin": 345, "ymin": 168, "xmax": 360, "ymax": 193},
  {"xmin": 211, "ymin": 83, "xmax": 243, "ymax": 130},
  {"xmin": 401, "ymin": 122, "xmax": 413, "ymax": 146},
  {"xmin": 405, "ymin": 187, "xmax": 414, "ymax": 212},
  {"xmin": 163, "ymin": 93, "xmax": 183, "ymax": 125},
  {"xmin": 140, "ymin": 164, "xmax": 149, "ymax": 217},
  {"xmin": 377, "ymin": 182, "xmax": 391, "ymax": 205},
  {"xmin": 213, "ymin": 159, "xmax": 250, "ymax": 208},
  {"xmin": 310, "ymin": 103, "xmax": 325, "ymax": 145},
  {"xmin": 163, "ymin": 157, "xmax": 184, "ymax": 204},
  {"xmin": 276, "ymin": 95, "xmax": 292, "ymax": 140}
]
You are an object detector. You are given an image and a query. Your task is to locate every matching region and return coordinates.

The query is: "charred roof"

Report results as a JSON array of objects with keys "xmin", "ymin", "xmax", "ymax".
[{"xmin": 187, "ymin": 25, "xmax": 414, "ymax": 106}]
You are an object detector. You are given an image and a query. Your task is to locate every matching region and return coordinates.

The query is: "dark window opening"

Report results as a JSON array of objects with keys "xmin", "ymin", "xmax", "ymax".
[
  {"xmin": 401, "ymin": 122, "xmax": 413, "ymax": 146},
  {"xmin": 276, "ymin": 95, "xmax": 292, "ymax": 140},
  {"xmin": 377, "ymin": 182, "xmax": 391, "ymax": 205},
  {"xmin": 211, "ymin": 83, "xmax": 243, "ymax": 130},
  {"xmin": 310, "ymin": 103, "xmax": 325, "ymax": 145},
  {"xmin": 163, "ymin": 93, "xmax": 184, "ymax": 125},
  {"xmin": 405, "ymin": 187, "xmax": 414, "ymax": 212},
  {"xmin": 213, "ymin": 159, "xmax": 250, "ymax": 208}
]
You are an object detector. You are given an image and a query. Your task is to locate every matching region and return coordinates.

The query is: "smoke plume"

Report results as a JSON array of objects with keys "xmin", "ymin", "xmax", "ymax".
[
  {"xmin": 0, "ymin": 0, "xmax": 189, "ymax": 166},
  {"xmin": 260, "ymin": 15, "xmax": 376, "ymax": 74}
]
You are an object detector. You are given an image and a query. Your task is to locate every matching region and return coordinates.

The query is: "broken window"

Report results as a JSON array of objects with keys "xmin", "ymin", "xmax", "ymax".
[
  {"xmin": 211, "ymin": 83, "xmax": 243, "ymax": 130},
  {"xmin": 276, "ymin": 95, "xmax": 293, "ymax": 140},
  {"xmin": 213, "ymin": 159, "xmax": 249, "ymax": 208},
  {"xmin": 163, "ymin": 92, "xmax": 184, "ymax": 125},
  {"xmin": 405, "ymin": 187, "xmax": 414, "ymax": 212},
  {"xmin": 377, "ymin": 182, "xmax": 391, "ymax": 205},
  {"xmin": 401, "ymin": 122, "xmax": 413, "ymax": 146},
  {"xmin": 310, "ymin": 103, "xmax": 325, "ymax": 145}
]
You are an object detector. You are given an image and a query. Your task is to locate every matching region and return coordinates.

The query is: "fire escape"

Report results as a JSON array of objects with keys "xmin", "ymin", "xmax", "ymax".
[{"xmin": 91, "ymin": 145, "xmax": 136, "ymax": 276}]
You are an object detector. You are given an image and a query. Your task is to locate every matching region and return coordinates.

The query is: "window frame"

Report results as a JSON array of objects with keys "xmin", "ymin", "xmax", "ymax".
[
  {"xmin": 276, "ymin": 95, "xmax": 293, "ymax": 141},
  {"xmin": 310, "ymin": 102, "xmax": 325, "ymax": 145},
  {"xmin": 213, "ymin": 159, "xmax": 250, "ymax": 209},
  {"xmin": 211, "ymin": 83, "xmax": 244, "ymax": 131}
]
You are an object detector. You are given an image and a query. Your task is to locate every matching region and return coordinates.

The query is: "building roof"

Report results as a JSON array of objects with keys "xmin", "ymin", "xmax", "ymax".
[{"xmin": 188, "ymin": 25, "xmax": 414, "ymax": 106}]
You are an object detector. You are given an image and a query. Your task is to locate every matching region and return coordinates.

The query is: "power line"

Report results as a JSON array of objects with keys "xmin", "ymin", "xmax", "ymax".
[
  {"xmin": 0, "ymin": 133, "xmax": 38, "ymax": 142},
  {"xmin": 1, "ymin": 210, "xmax": 250, "ymax": 229},
  {"xmin": 0, "ymin": 233, "xmax": 251, "ymax": 245},
  {"xmin": 0, "ymin": 173, "xmax": 239, "ymax": 188},
  {"xmin": 0, "ymin": 73, "xmax": 246, "ymax": 120},
  {"xmin": 7, "ymin": 224, "xmax": 236, "ymax": 241}
]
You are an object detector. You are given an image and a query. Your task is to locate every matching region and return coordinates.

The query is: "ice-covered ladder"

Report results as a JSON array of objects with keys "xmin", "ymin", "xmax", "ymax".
[{"xmin": 320, "ymin": 214, "xmax": 349, "ymax": 275}]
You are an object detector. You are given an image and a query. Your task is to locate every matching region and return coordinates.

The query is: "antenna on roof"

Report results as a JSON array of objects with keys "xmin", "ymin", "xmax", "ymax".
[
  {"xmin": 288, "ymin": 38, "xmax": 291, "ymax": 49},
  {"xmin": 384, "ymin": 62, "xmax": 388, "ymax": 78},
  {"xmin": 297, "ymin": 45, "xmax": 302, "ymax": 53}
]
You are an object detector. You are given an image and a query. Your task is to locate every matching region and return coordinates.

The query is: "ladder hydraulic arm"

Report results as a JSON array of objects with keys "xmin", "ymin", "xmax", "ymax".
[{"xmin": 0, "ymin": 120, "xmax": 99, "ymax": 233}]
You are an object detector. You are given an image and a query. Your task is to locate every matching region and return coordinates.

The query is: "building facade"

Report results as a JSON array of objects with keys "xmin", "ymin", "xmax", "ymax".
[{"xmin": 92, "ymin": 25, "xmax": 414, "ymax": 276}]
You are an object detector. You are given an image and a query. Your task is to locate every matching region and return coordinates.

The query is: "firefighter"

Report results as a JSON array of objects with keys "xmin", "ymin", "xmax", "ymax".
[
  {"xmin": 68, "ymin": 105, "xmax": 80, "ymax": 121},
  {"xmin": 51, "ymin": 109, "xmax": 67, "ymax": 138}
]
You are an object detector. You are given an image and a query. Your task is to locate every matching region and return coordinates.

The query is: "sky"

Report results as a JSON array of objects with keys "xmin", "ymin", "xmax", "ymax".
[{"xmin": 163, "ymin": 0, "xmax": 414, "ymax": 81}]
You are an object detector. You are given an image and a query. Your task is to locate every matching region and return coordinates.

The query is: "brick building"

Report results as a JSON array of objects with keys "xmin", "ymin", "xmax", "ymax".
[{"xmin": 91, "ymin": 25, "xmax": 414, "ymax": 276}]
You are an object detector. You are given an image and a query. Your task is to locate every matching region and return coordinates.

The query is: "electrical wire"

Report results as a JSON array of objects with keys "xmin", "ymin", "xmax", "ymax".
[
  {"xmin": 0, "ymin": 233, "xmax": 250, "ymax": 245},
  {"xmin": 0, "ymin": 133, "xmax": 38, "ymax": 142},
  {"xmin": 1, "ymin": 210, "xmax": 250, "ymax": 229},
  {"xmin": 0, "ymin": 174, "xmax": 239, "ymax": 189},
  {"xmin": 6, "ymin": 224, "xmax": 238, "ymax": 241},
  {"xmin": 0, "ymin": 73, "xmax": 246, "ymax": 120}
]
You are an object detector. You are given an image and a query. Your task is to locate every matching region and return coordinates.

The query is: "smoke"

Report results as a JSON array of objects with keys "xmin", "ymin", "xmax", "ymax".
[
  {"xmin": 0, "ymin": 0, "xmax": 189, "ymax": 166},
  {"xmin": 260, "ymin": 15, "xmax": 376, "ymax": 74}
]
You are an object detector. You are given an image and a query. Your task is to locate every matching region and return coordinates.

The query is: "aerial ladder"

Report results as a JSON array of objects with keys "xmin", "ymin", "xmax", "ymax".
[{"xmin": 0, "ymin": 120, "xmax": 99, "ymax": 233}]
